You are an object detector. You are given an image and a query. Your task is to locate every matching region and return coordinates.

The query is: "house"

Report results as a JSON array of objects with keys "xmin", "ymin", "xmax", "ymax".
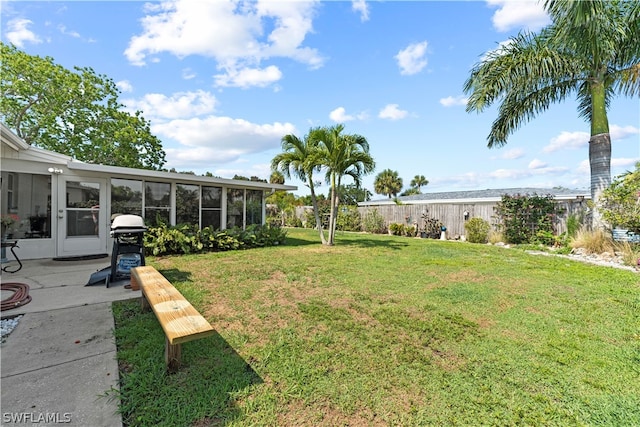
[
  {"xmin": 358, "ymin": 188, "xmax": 590, "ymax": 238},
  {"xmin": 1, "ymin": 123, "xmax": 296, "ymax": 260}
]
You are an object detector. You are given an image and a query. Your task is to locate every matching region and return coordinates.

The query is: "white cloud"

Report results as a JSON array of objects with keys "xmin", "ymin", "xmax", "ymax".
[
  {"xmin": 351, "ymin": 0, "xmax": 369, "ymax": 22},
  {"xmin": 329, "ymin": 107, "xmax": 368, "ymax": 122},
  {"xmin": 543, "ymin": 125, "xmax": 639, "ymax": 154},
  {"xmin": 612, "ymin": 157, "xmax": 640, "ymax": 168},
  {"xmin": 440, "ymin": 96, "xmax": 468, "ymax": 107},
  {"xmin": 528, "ymin": 158, "xmax": 547, "ymax": 169},
  {"xmin": 116, "ymin": 80, "xmax": 134, "ymax": 93},
  {"xmin": 124, "ymin": 0, "xmax": 323, "ymax": 88},
  {"xmin": 502, "ymin": 148, "xmax": 525, "ymax": 160},
  {"xmin": 122, "ymin": 90, "xmax": 218, "ymax": 120},
  {"xmin": 610, "ymin": 124, "xmax": 640, "ymax": 140},
  {"xmin": 378, "ymin": 104, "xmax": 409, "ymax": 121},
  {"xmin": 330, "ymin": 107, "xmax": 354, "ymax": 122},
  {"xmin": 486, "ymin": 0, "xmax": 550, "ymax": 32},
  {"xmin": 395, "ymin": 41, "xmax": 428, "ymax": 76},
  {"xmin": 214, "ymin": 65, "xmax": 282, "ymax": 89},
  {"xmin": 154, "ymin": 116, "xmax": 296, "ymax": 168},
  {"xmin": 5, "ymin": 18, "xmax": 42, "ymax": 47},
  {"xmin": 58, "ymin": 24, "xmax": 80, "ymax": 38},
  {"xmin": 182, "ymin": 68, "xmax": 196, "ymax": 80},
  {"xmin": 543, "ymin": 131, "xmax": 590, "ymax": 153}
]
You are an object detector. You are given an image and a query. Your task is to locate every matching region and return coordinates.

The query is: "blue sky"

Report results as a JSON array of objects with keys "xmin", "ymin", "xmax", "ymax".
[{"xmin": 2, "ymin": 0, "xmax": 638, "ymax": 197}]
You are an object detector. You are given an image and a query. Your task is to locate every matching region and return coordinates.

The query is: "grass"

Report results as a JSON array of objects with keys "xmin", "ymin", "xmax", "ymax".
[{"xmin": 112, "ymin": 228, "xmax": 640, "ymax": 426}]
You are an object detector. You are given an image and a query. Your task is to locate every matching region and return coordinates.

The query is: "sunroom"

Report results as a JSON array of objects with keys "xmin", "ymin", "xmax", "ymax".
[{"xmin": 1, "ymin": 123, "xmax": 296, "ymax": 261}]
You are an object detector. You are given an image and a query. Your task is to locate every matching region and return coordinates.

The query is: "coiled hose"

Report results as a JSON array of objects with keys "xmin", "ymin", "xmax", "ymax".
[{"xmin": 1, "ymin": 282, "xmax": 32, "ymax": 310}]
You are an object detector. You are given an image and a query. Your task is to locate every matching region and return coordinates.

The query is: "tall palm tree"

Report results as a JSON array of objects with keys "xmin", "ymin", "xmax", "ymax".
[
  {"xmin": 374, "ymin": 169, "xmax": 403, "ymax": 198},
  {"xmin": 271, "ymin": 129, "xmax": 327, "ymax": 244},
  {"xmin": 269, "ymin": 170, "xmax": 285, "ymax": 185},
  {"xmin": 410, "ymin": 174, "xmax": 429, "ymax": 193},
  {"xmin": 315, "ymin": 124, "xmax": 375, "ymax": 245},
  {"xmin": 464, "ymin": 0, "xmax": 640, "ymax": 227}
]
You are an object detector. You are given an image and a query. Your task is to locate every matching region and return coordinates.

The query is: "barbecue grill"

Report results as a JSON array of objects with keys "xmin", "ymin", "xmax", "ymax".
[{"xmin": 87, "ymin": 214, "xmax": 147, "ymax": 287}]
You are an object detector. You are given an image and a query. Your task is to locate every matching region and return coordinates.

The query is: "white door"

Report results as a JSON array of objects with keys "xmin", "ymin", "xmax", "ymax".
[{"xmin": 56, "ymin": 177, "xmax": 108, "ymax": 257}]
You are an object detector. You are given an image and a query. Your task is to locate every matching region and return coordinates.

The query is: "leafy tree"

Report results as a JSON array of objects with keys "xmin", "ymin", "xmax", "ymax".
[
  {"xmin": 410, "ymin": 174, "xmax": 429, "ymax": 193},
  {"xmin": 464, "ymin": 0, "xmax": 640, "ymax": 227},
  {"xmin": 400, "ymin": 187, "xmax": 420, "ymax": 196},
  {"xmin": 599, "ymin": 162, "xmax": 640, "ymax": 233},
  {"xmin": 336, "ymin": 183, "xmax": 372, "ymax": 206},
  {"xmin": 315, "ymin": 124, "xmax": 375, "ymax": 245},
  {"xmin": 0, "ymin": 42, "xmax": 165, "ymax": 170},
  {"xmin": 374, "ymin": 169, "xmax": 403, "ymax": 198},
  {"xmin": 271, "ymin": 128, "xmax": 327, "ymax": 244}
]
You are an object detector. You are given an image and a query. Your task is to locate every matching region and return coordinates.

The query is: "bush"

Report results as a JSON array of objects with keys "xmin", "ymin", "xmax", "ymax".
[
  {"xmin": 599, "ymin": 162, "xmax": 640, "ymax": 233},
  {"xmin": 336, "ymin": 206, "xmax": 361, "ymax": 232},
  {"xmin": 464, "ymin": 218, "xmax": 491, "ymax": 244},
  {"xmin": 361, "ymin": 209, "xmax": 386, "ymax": 234},
  {"xmin": 495, "ymin": 193, "xmax": 558, "ymax": 244},
  {"xmin": 389, "ymin": 223, "xmax": 404, "ymax": 236},
  {"xmin": 144, "ymin": 224, "xmax": 287, "ymax": 256}
]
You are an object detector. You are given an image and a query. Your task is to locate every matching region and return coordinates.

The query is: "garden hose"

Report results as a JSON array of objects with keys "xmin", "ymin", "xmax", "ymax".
[{"xmin": 1, "ymin": 282, "xmax": 32, "ymax": 310}]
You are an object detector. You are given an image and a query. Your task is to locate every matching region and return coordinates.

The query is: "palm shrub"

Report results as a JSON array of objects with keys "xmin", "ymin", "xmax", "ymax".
[{"xmin": 465, "ymin": 217, "xmax": 491, "ymax": 243}]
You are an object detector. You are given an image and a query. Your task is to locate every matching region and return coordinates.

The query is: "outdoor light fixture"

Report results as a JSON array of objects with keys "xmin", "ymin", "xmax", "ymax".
[
  {"xmin": 463, "ymin": 211, "xmax": 470, "ymax": 221},
  {"xmin": 48, "ymin": 167, "xmax": 63, "ymax": 174}
]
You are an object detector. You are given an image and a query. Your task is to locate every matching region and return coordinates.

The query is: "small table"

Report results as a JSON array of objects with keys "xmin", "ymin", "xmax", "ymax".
[{"xmin": 1, "ymin": 240, "xmax": 22, "ymax": 273}]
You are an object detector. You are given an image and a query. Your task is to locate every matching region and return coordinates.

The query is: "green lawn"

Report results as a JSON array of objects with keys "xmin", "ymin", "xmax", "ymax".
[{"xmin": 112, "ymin": 228, "xmax": 640, "ymax": 426}]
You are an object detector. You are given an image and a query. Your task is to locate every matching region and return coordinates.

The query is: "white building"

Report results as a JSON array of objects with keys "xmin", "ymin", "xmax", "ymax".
[{"xmin": 1, "ymin": 123, "xmax": 296, "ymax": 260}]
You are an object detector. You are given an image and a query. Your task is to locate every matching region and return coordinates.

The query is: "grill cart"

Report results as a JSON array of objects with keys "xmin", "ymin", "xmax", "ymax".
[{"xmin": 87, "ymin": 214, "xmax": 147, "ymax": 287}]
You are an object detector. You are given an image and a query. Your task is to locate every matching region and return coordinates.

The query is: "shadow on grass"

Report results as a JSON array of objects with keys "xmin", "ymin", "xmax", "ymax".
[
  {"xmin": 112, "ymin": 299, "xmax": 263, "ymax": 426},
  {"xmin": 158, "ymin": 267, "xmax": 192, "ymax": 282}
]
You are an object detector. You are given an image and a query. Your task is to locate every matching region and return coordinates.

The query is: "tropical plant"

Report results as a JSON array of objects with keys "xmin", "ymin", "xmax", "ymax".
[
  {"xmin": 271, "ymin": 129, "xmax": 327, "ymax": 244},
  {"xmin": 599, "ymin": 162, "xmax": 640, "ymax": 233},
  {"xmin": 0, "ymin": 42, "xmax": 166, "ymax": 170},
  {"xmin": 494, "ymin": 194, "xmax": 558, "ymax": 244},
  {"xmin": 464, "ymin": 0, "xmax": 640, "ymax": 227},
  {"xmin": 269, "ymin": 171, "xmax": 285, "ymax": 185},
  {"xmin": 374, "ymin": 169, "xmax": 403, "ymax": 198},
  {"xmin": 410, "ymin": 174, "xmax": 429, "ymax": 193},
  {"xmin": 315, "ymin": 124, "xmax": 375, "ymax": 245}
]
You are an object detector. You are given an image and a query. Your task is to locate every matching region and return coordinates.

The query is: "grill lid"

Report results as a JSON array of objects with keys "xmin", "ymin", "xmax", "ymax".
[{"xmin": 111, "ymin": 214, "xmax": 147, "ymax": 230}]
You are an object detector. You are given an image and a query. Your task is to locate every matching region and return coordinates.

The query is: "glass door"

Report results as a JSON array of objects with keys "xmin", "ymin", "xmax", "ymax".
[{"xmin": 56, "ymin": 177, "xmax": 107, "ymax": 257}]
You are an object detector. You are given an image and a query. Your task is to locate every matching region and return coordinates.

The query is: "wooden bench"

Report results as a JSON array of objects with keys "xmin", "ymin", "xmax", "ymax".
[{"xmin": 130, "ymin": 265, "xmax": 215, "ymax": 373}]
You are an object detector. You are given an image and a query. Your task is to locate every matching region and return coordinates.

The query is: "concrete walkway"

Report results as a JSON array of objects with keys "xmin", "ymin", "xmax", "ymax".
[{"xmin": 1, "ymin": 257, "xmax": 138, "ymax": 426}]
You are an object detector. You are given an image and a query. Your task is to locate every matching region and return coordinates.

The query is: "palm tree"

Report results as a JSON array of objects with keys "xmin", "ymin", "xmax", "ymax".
[
  {"xmin": 464, "ymin": 0, "xmax": 640, "ymax": 227},
  {"xmin": 374, "ymin": 169, "xmax": 403, "ymax": 198},
  {"xmin": 269, "ymin": 170, "xmax": 285, "ymax": 185},
  {"xmin": 315, "ymin": 124, "xmax": 375, "ymax": 245},
  {"xmin": 271, "ymin": 129, "xmax": 327, "ymax": 244},
  {"xmin": 410, "ymin": 174, "xmax": 429, "ymax": 193}
]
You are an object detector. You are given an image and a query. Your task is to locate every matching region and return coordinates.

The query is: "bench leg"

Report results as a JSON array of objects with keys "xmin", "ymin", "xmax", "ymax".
[
  {"xmin": 165, "ymin": 338, "xmax": 182, "ymax": 373},
  {"xmin": 140, "ymin": 293, "xmax": 151, "ymax": 312}
]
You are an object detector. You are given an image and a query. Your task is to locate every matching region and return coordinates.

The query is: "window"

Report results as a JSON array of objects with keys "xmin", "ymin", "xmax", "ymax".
[
  {"xmin": 1, "ymin": 172, "xmax": 51, "ymax": 239},
  {"xmin": 226, "ymin": 188, "xmax": 244, "ymax": 229},
  {"xmin": 201, "ymin": 186, "xmax": 221, "ymax": 230},
  {"xmin": 66, "ymin": 181, "xmax": 100, "ymax": 237},
  {"xmin": 176, "ymin": 184, "xmax": 199, "ymax": 225},
  {"xmin": 145, "ymin": 182, "xmax": 170, "ymax": 226},
  {"xmin": 246, "ymin": 190, "xmax": 263, "ymax": 226},
  {"xmin": 111, "ymin": 179, "xmax": 142, "ymax": 218}
]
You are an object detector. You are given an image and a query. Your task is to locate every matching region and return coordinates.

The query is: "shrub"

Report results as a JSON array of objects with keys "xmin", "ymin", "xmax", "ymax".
[
  {"xmin": 361, "ymin": 209, "xmax": 386, "ymax": 234},
  {"xmin": 389, "ymin": 223, "xmax": 404, "ymax": 236},
  {"xmin": 144, "ymin": 224, "xmax": 286, "ymax": 256},
  {"xmin": 464, "ymin": 218, "xmax": 491, "ymax": 244},
  {"xmin": 599, "ymin": 162, "xmax": 640, "ymax": 233},
  {"xmin": 494, "ymin": 193, "xmax": 558, "ymax": 244},
  {"xmin": 336, "ymin": 206, "xmax": 361, "ymax": 232}
]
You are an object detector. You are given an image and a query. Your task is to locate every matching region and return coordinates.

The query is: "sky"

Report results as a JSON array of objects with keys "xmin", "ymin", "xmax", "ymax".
[{"xmin": 1, "ymin": 0, "xmax": 639, "ymax": 198}]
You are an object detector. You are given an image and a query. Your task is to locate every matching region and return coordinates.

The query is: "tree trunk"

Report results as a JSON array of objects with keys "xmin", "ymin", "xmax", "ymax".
[
  {"xmin": 308, "ymin": 180, "xmax": 327, "ymax": 245},
  {"xmin": 589, "ymin": 132, "xmax": 611, "ymax": 229}
]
